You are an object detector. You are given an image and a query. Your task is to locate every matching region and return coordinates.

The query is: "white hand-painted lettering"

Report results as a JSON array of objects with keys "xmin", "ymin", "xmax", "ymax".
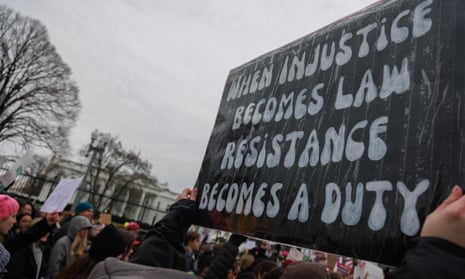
[
  {"xmin": 335, "ymin": 57, "xmax": 410, "ymax": 110},
  {"xmin": 209, "ymin": 0, "xmax": 437, "ymax": 241},
  {"xmin": 227, "ymin": 65, "xmax": 273, "ymax": 101},
  {"xmin": 366, "ymin": 181, "xmax": 392, "ymax": 231},
  {"xmin": 356, "ymin": 23, "xmax": 378, "ymax": 58},
  {"xmin": 236, "ymin": 183, "xmax": 254, "ymax": 215},
  {"xmin": 341, "ymin": 183, "xmax": 364, "ymax": 225},
  {"xmin": 397, "ymin": 179, "xmax": 430, "ymax": 236},
  {"xmin": 318, "ymin": 180, "xmax": 429, "ymax": 232},
  {"xmin": 201, "ymin": 182, "xmax": 282, "ymax": 219},
  {"xmin": 288, "ymin": 183, "xmax": 310, "ymax": 222},
  {"xmin": 267, "ymin": 183, "xmax": 283, "ymax": 218},
  {"xmin": 222, "ymin": 116, "xmax": 389, "ymax": 170},
  {"xmin": 412, "ymin": 0, "xmax": 433, "ymax": 38},
  {"xmin": 321, "ymin": 183, "xmax": 342, "ymax": 223}
]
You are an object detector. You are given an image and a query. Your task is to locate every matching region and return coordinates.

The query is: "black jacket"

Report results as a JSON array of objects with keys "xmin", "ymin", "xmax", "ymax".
[
  {"xmin": 4, "ymin": 218, "xmax": 54, "ymax": 255},
  {"xmin": 387, "ymin": 237, "xmax": 465, "ymax": 279},
  {"xmin": 128, "ymin": 198, "xmax": 244, "ymax": 278},
  {"xmin": 4, "ymin": 241, "xmax": 50, "ymax": 279},
  {"xmin": 129, "ymin": 199, "xmax": 197, "ymax": 270}
]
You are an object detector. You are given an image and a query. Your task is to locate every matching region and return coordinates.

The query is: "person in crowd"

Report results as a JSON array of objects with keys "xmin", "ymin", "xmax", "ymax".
[
  {"xmin": 250, "ymin": 241, "xmax": 269, "ymax": 264},
  {"xmin": 88, "ymin": 223, "xmax": 104, "ymax": 246},
  {"xmin": 194, "ymin": 252, "xmax": 214, "ymax": 277},
  {"xmin": 1, "ymin": 194, "xmax": 59, "ymax": 277},
  {"xmin": 117, "ymin": 227, "xmax": 136, "ymax": 262},
  {"xmin": 88, "ymin": 187, "xmax": 246, "ymax": 279},
  {"xmin": 279, "ymin": 261, "xmax": 328, "ymax": 279},
  {"xmin": 129, "ymin": 188, "xmax": 199, "ymax": 270},
  {"xmin": 12, "ymin": 213, "xmax": 32, "ymax": 235},
  {"xmin": 226, "ymin": 264, "xmax": 238, "ymax": 279},
  {"xmin": 55, "ymin": 224, "xmax": 126, "ymax": 279},
  {"xmin": 262, "ymin": 267, "xmax": 286, "ymax": 279},
  {"xmin": 204, "ymin": 233, "xmax": 246, "ymax": 279},
  {"xmin": 49, "ymin": 201, "xmax": 94, "ymax": 245},
  {"xmin": 184, "ymin": 230, "xmax": 201, "ymax": 272},
  {"xmin": 87, "ymin": 187, "xmax": 201, "ymax": 278},
  {"xmin": 73, "ymin": 201, "xmax": 94, "ymax": 221},
  {"xmin": 126, "ymin": 221, "xmax": 140, "ymax": 238},
  {"xmin": 253, "ymin": 259, "xmax": 277, "ymax": 279},
  {"xmin": 0, "ymin": 194, "xmax": 19, "ymax": 272},
  {"xmin": 48, "ymin": 215, "xmax": 92, "ymax": 277},
  {"xmin": 131, "ymin": 234, "xmax": 143, "ymax": 255},
  {"xmin": 236, "ymin": 253, "xmax": 255, "ymax": 279},
  {"xmin": 18, "ymin": 200, "xmax": 36, "ymax": 218},
  {"xmin": 4, "ymin": 217, "xmax": 52, "ymax": 279}
]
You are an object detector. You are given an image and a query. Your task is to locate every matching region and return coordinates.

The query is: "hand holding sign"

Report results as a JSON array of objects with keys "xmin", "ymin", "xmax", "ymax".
[
  {"xmin": 421, "ymin": 185, "xmax": 465, "ymax": 248},
  {"xmin": 45, "ymin": 211, "xmax": 60, "ymax": 226},
  {"xmin": 177, "ymin": 187, "xmax": 198, "ymax": 202}
]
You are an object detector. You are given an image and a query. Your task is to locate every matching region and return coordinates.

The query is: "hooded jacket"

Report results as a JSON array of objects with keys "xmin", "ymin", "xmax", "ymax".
[{"xmin": 48, "ymin": 216, "xmax": 91, "ymax": 277}]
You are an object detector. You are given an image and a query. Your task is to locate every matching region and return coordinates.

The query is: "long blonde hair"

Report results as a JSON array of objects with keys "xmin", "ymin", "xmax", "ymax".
[{"xmin": 69, "ymin": 229, "xmax": 88, "ymax": 257}]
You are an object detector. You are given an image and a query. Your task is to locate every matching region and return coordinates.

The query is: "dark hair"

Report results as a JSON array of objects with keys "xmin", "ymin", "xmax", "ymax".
[
  {"xmin": 117, "ymin": 227, "xmax": 136, "ymax": 258},
  {"xmin": 236, "ymin": 271, "xmax": 255, "ymax": 279},
  {"xmin": 262, "ymin": 267, "xmax": 286, "ymax": 279},
  {"xmin": 14, "ymin": 213, "xmax": 32, "ymax": 233},
  {"xmin": 19, "ymin": 199, "xmax": 36, "ymax": 217},
  {"xmin": 55, "ymin": 253, "xmax": 97, "ymax": 279},
  {"xmin": 329, "ymin": 272, "xmax": 344, "ymax": 279},
  {"xmin": 196, "ymin": 253, "xmax": 214, "ymax": 276},
  {"xmin": 15, "ymin": 212, "xmax": 32, "ymax": 223},
  {"xmin": 184, "ymin": 230, "xmax": 200, "ymax": 244},
  {"xmin": 253, "ymin": 260, "xmax": 278, "ymax": 278}
]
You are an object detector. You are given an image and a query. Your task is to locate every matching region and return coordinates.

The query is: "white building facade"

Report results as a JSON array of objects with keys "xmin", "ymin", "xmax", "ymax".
[{"xmin": 5, "ymin": 155, "xmax": 178, "ymax": 226}]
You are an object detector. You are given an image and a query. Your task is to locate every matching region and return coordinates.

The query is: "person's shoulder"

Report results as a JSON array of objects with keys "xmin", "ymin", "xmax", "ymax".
[
  {"xmin": 89, "ymin": 257, "xmax": 193, "ymax": 279},
  {"xmin": 53, "ymin": 235, "xmax": 71, "ymax": 247}
]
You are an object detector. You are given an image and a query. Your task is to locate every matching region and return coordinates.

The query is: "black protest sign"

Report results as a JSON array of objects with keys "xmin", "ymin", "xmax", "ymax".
[{"xmin": 195, "ymin": 0, "xmax": 465, "ymax": 266}]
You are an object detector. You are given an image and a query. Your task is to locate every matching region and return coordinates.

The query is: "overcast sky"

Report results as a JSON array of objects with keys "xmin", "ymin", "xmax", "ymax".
[{"xmin": 0, "ymin": 0, "xmax": 376, "ymax": 193}]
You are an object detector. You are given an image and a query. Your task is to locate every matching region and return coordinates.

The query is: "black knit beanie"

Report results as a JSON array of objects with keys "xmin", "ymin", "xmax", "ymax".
[{"xmin": 89, "ymin": 224, "xmax": 125, "ymax": 261}]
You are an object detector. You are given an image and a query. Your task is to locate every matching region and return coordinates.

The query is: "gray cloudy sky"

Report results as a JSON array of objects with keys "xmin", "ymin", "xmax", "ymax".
[{"xmin": 0, "ymin": 0, "xmax": 376, "ymax": 193}]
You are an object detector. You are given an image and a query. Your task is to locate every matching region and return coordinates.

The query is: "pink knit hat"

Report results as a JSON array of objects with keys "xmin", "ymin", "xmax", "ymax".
[
  {"xmin": 0, "ymin": 194, "xmax": 19, "ymax": 220},
  {"xmin": 126, "ymin": 221, "xmax": 140, "ymax": 231}
]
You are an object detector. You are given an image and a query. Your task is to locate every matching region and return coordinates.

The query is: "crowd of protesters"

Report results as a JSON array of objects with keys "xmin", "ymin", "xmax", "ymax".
[{"xmin": 0, "ymin": 184, "xmax": 465, "ymax": 278}]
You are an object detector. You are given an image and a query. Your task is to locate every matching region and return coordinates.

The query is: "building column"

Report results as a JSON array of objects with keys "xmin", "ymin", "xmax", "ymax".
[{"xmin": 134, "ymin": 190, "xmax": 146, "ymax": 221}]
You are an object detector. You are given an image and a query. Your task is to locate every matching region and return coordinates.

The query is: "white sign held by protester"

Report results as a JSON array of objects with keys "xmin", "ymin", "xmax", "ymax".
[
  {"xmin": 0, "ymin": 152, "xmax": 33, "ymax": 189},
  {"xmin": 287, "ymin": 247, "xmax": 304, "ymax": 261},
  {"xmin": 353, "ymin": 260, "xmax": 384, "ymax": 279},
  {"xmin": 40, "ymin": 177, "xmax": 83, "ymax": 213}
]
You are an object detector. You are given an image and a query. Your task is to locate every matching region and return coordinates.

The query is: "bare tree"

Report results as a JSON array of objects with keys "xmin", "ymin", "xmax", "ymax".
[
  {"xmin": 0, "ymin": 6, "xmax": 80, "ymax": 155},
  {"xmin": 79, "ymin": 130, "xmax": 154, "ymax": 211}
]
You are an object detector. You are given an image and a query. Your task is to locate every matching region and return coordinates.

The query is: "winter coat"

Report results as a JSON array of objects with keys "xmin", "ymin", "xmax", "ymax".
[
  {"xmin": 387, "ymin": 237, "xmax": 465, "ymax": 279},
  {"xmin": 4, "ymin": 241, "xmax": 50, "ymax": 279},
  {"xmin": 4, "ymin": 218, "xmax": 53, "ymax": 255},
  {"xmin": 129, "ymin": 199, "xmax": 197, "ymax": 271}
]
